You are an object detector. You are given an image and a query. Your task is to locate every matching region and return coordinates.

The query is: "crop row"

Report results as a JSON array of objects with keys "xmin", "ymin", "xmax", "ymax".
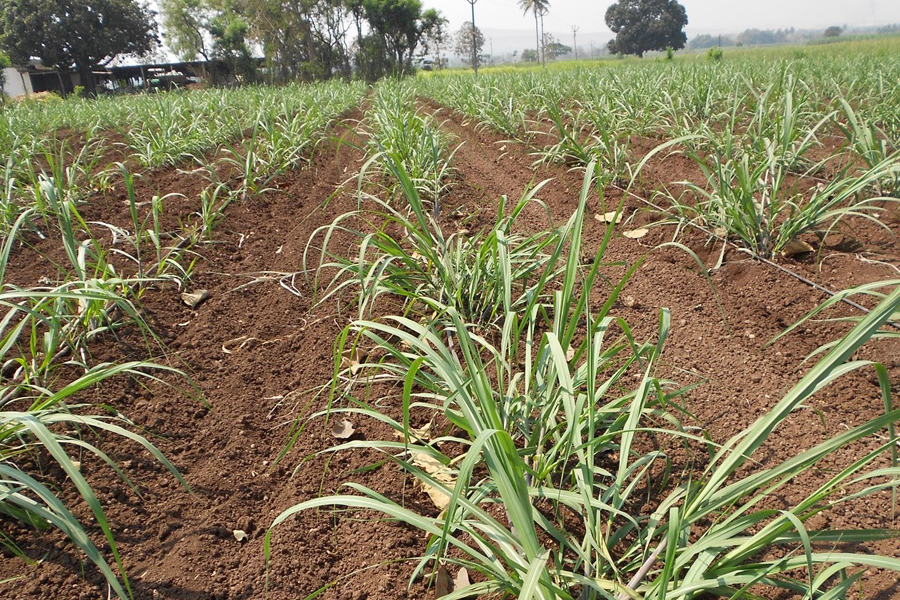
[
  {"xmin": 0, "ymin": 78, "xmax": 365, "ymax": 598},
  {"xmin": 414, "ymin": 55, "xmax": 900, "ymax": 259},
  {"xmin": 276, "ymin": 150, "xmax": 900, "ymax": 599},
  {"xmin": 269, "ymin": 64, "xmax": 900, "ymax": 599}
]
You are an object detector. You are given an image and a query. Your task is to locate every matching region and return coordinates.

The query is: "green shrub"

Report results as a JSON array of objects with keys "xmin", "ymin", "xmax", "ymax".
[{"xmin": 0, "ymin": 51, "xmax": 10, "ymax": 96}]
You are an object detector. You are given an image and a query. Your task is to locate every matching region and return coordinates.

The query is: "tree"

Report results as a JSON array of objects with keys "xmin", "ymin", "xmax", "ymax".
[
  {"xmin": 518, "ymin": 0, "xmax": 549, "ymax": 65},
  {"xmin": 164, "ymin": 0, "xmax": 354, "ymax": 84},
  {"xmin": 161, "ymin": 0, "xmax": 262, "ymax": 82},
  {"xmin": 208, "ymin": 10, "xmax": 257, "ymax": 82},
  {"xmin": 521, "ymin": 48, "xmax": 538, "ymax": 62},
  {"xmin": 246, "ymin": 0, "xmax": 319, "ymax": 82},
  {"xmin": 0, "ymin": 50, "xmax": 9, "ymax": 95},
  {"xmin": 0, "ymin": 0, "xmax": 158, "ymax": 95},
  {"xmin": 160, "ymin": 0, "xmax": 212, "ymax": 61},
  {"xmin": 824, "ymin": 26, "xmax": 843, "ymax": 38},
  {"xmin": 421, "ymin": 11, "xmax": 449, "ymax": 69},
  {"xmin": 362, "ymin": 0, "xmax": 440, "ymax": 75},
  {"xmin": 243, "ymin": 0, "xmax": 354, "ymax": 83},
  {"xmin": 453, "ymin": 22, "xmax": 484, "ymax": 68},
  {"xmin": 604, "ymin": 0, "xmax": 687, "ymax": 58},
  {"xmin": 161, "ymin": 0, "xmax": 441, "ymax": 83},
  {"xmin": 736, "ymin": 28, "xmax": 777, "ymax": 46},
  {"xmin": 542, "ymin": 35, "xmax": 571, "ymax": 60},
  {"xmin": 687, "ymin": 33, "xmax": 735, "ymax": 50},
  {"xmin": 304, "ymin": 0, "xmax": 354, "ymax": 79}
]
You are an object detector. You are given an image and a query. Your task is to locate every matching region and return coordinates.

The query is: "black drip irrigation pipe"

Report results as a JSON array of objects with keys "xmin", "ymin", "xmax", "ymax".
[
  {"xmin": 611, "ymin": 183, "xmax": 900, "ymax": 333},
  {"xmin": 757, "ymin": 254, "xmax": 900, "ymax": 331}
]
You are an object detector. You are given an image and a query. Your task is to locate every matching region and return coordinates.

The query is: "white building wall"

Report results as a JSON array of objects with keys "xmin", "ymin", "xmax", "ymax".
[{"xmin": 2, "ymin": 68, "xmax": 33, "ymax": 97}]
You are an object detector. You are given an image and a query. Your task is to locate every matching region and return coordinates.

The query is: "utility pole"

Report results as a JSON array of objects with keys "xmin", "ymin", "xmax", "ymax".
[
  {"xmin": 489, "ymin": 37, "xmax": 493, "ymax": 66},
  {"xmin": 466, "ymin": 0, "xmax": 478, "ymax": 76},
  {"xmin": 572, "ymin": 25, "xmax": 579, "ymax": 60},
  {"xmin": 590, "ymin": 40, "xmax": 594, "ymax": 59}
]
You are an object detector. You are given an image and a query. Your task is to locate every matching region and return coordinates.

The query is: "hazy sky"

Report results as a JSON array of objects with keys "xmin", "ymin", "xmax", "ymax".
[{"xmin": 434, "ymin": 0, "xmax": 900, "ymax": 36}]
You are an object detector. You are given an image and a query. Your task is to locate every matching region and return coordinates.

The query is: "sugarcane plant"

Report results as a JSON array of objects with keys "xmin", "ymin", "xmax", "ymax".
[{"xmin": 270, "ymin": 162, "xmax": 900, "ymax": 600}]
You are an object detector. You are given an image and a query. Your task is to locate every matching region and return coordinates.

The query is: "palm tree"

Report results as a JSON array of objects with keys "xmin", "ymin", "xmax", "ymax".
[{"xmin": 519, "ymin": 0, "xmax": 549, "ymax": 65}]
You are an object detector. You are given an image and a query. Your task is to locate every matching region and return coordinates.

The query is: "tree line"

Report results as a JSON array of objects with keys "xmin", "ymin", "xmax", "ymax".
[
  {"xmin": 689, "ymin": 24, "xmax": 900, "ymax": 50},
  {"xmin": 160, "ymin": 0, "xmax": 447, "ymax": 83},
  {"xmin": 0, "ymin": 0, "xmax": 449, "ymax": 93},
  {"xmin": 0, "ymin": 0, "xmax": 695, "ymax": 95}
]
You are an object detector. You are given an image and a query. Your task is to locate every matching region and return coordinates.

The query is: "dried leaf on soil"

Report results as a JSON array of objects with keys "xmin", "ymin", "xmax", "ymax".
[
  {"xmin": 434, "ymin": 565, "xmax": 472, "ymax": 599},
  {"xmin": 393, "ymin": 419, "xmax": 434, "ymax": 442},
  {"xmin": 222, "ymin": 335, "xmax": 256, "ymax": 354},
  {"xmin": 181, "ymin": 289, "xmax": 209, "ymax": 309},
  {"xmin": 435, "ymin": 564, "xmax": 452, "ymax": 597},
  {"xmin": 341, "ymin": 348, "xmax": 363, "ymax": 375},
  {"xmin": 233, "ymin": 529, "xmax": 248, "ymax": 542},
  {"xmin": 623, "ymin": 228, "xmax": 649, "ymax": 239},
  {"xmin": 782, "ymin": 239, "xmax": 815, "ymax": 257},
  {"xmin": 454, "ymin": 567, "xmax": 471, "ymax": 590},
  {"xmin": 331, "ymin": 419, "xmax": 356, "ymax": 439},
  {"xmin": 411, "ymin": 453, "xmax": 456, "ymax": 510},
  {"xmin": 595, "ymin": 211, "xmax": 622, "ymax": 224}
]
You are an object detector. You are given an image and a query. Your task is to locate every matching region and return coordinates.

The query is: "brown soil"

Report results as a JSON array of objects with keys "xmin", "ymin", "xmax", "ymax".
[{"xmin": 2, "ymin": 101, "xmax": 900, "ymax": 600}]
